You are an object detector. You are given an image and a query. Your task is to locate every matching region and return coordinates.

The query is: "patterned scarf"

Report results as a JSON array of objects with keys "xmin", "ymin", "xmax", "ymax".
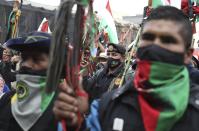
[
  {"xmin": 134, "ymin": 60, "xmax": 189, "ymax": 131},
  {"xmin": 11, "ymin": 74, "xmax": 55, "ymax": 131}
]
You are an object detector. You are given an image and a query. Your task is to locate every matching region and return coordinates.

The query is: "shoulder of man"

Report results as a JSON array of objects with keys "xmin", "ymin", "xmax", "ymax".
[{"xmin": 98, "ymin": 81, "xmax": 135, "ymax": 119}]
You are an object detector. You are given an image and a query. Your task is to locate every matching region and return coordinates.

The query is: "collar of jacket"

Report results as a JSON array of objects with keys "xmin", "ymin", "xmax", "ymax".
[
  {"xmin": 109, "ymin": 81, "xmax": 140, "ymax": 112},
  {"xmin": 111, "ymin": 80, "xmax": 199, "ymax": 111},
  {"xmin": 111, "ymin": 81, "xmax": 134, "ymax": 100}
]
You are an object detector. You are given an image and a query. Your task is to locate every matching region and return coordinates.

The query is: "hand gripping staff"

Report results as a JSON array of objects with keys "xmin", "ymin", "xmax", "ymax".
[{"xmin": 46, "ymin": 0, "xmax": 93, "ymax": 130}]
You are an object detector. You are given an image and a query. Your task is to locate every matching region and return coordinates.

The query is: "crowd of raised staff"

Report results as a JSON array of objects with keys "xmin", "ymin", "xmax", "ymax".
[{"xmin": 0, "ymin": 6, "xmax": 199, "ymax": 131}]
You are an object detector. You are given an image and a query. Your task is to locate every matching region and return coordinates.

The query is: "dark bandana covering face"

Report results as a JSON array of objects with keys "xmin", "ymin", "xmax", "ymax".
[
  {"xmin": 18, "ymin": 66, "xmax": 47, "ymax": 76},
  {"xmin": 107, "ymin": 57, "xmax": 121, "ymax": 69},
  {"xmin": 134, "ymin": 44, "xmax": 189, "ymax": 131},
  {"xmin": 107, "ymin": 45, "xmax": 122, "ymax": 69},
  {"xmin": 137, "ymin": 44, "xmax": 184, "ymax": 65}
]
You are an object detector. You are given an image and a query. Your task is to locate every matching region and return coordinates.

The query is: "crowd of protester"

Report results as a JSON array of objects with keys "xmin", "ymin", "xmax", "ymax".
[{"xmin": 0, "ymin": 5, "xmax": 199, "ymax": 131}]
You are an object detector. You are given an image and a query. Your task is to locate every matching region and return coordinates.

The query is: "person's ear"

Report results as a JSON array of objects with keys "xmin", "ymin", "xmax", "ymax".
[{"xmin": 184, "ymin": 48, "xmax": 194, "ymax": 65}]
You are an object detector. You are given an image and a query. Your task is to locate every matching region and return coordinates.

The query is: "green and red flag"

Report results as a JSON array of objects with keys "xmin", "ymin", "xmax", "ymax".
[
  {"xmin": 151, "ymin": 0, "xmax": 181, "ymax": 9},
  {"xmin": 93, "ymin": 0, "xmax": 119, "ymax": 44},
  {"xmin": 134, "ymin": 61, "xmax": 189, "ymax": 131}
]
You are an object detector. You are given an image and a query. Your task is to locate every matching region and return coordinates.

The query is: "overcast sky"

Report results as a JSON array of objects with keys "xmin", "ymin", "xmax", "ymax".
[
  {"xmin": 28, "ymin": 0, "xmax": 148, "ymax": 16},
  {"xmin": 110, "ymin": 0, "xmax": 148, "ymax": 16}
]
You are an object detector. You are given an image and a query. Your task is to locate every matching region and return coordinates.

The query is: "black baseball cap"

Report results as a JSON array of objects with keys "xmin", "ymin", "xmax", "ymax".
[{"xmin": 107, "ymin": 43, "xmax": 126, "ymax": 55}]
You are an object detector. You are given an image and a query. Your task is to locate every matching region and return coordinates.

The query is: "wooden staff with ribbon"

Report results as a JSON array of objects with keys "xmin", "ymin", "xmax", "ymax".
[
  {"xmin": 118, "ymin": 28, "xmax": 141, "ymax": 88},
  {"xmin": 117, "ymin": 0, "xmax": 152, "ymax": 88},
  {"xmin": 46, "ymin": 0, "xmax": 94, "ymax": 130}
]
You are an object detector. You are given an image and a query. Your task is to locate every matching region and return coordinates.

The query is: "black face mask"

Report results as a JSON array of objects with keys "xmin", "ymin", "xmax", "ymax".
[
  {"xmin": 107, "ymin": 57, "xmax": 121, "ymax": 69},
  {"xmin": 18, "ymin": 66, "xmax": 47, "ymax": 76},
  {"xmin": 137, "ymin": 44, "xmax": 184, "ymax": 65}
]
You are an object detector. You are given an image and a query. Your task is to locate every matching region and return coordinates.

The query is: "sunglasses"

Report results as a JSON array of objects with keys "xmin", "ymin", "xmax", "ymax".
[{"xmin": 141, "ymin": 32, "xmax": 178, "ymax": 44}]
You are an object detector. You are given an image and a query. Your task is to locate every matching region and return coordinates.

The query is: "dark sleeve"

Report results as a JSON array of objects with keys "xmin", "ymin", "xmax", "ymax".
[
  {"xmin": 83, "ymin": 69, "xmax": 102, "ymax": 94},
  {"xmin": 11, "ymin": 62, "xmax": 16, "ymax": 71},
  {"xmin": 0, "ymin": 62, "xmax": 5, "ymax": 73},
  {"xmin": 0, "ymin": 91, "xmax": 15, "ymax": 108},
  {"xmin": 83, "ymin": 75, "xmax": 96, "ymax": 93},
  {"xmin": 7, "ymin": 71, "xmax": 16, "ymax": 82}
]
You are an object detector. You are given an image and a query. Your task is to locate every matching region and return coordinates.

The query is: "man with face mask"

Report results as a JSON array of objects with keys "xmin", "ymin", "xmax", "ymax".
[
  {"xmin": 0, "ymin": 32, "xmax": 59, "ymax": 131},
  {"xmin": 83, "ymin": 43, "xmax": 133, "ymax": 104},
  {"xmin": 83, "ymin": 6, "xmax": 199, "ymax": 131},
  {"xmin": 0, "ymin": 32, "xmax": 88, "ymax": 131}
]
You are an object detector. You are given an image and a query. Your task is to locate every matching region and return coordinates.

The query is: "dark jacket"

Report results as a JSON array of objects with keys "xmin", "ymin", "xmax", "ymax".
[
  {"xmin": 83, "ymin": 63, "xmax": 133, "ymax": 104},
  {"xmin": 0, "ymin": 91, "xmax": 58, "ymax": 131},
  {"xmin": 87, "ymin": 81, "xmax": 199, "ymax": 131},
  {"xmin": 0, "ymin": 62, "xmax": 16, "ymax": 88}
]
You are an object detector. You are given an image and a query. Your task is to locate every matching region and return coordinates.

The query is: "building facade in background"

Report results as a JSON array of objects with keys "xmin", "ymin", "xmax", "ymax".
[{"xmin": 0, "ymin": 0, "xmax": 55, "ymax": 44}]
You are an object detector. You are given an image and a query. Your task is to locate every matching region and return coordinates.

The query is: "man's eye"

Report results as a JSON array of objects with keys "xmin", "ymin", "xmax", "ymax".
[
  {"xmin": 141, "ymin": 33, "xmax": 155, "ymax": 41},
  {"xmin": 160, "ymin": 36, "xmax": 177, "ymax": 44}
]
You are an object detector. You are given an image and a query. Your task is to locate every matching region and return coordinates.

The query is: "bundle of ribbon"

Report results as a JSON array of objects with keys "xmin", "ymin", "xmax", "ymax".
[{"xmin": 46, "ymin": 0, "xmax": 95, "ymax": 130}]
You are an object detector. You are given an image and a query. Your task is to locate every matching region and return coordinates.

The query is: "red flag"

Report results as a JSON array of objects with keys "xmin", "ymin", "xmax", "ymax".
[
  {"xmin": 38, "ymin": 18, "xmax": 51, "ymax": 33},
  {"xmin": 40, "ymin": 21, "xmax": 49, "ymax": 32},
  {"xmin": 106, "ymin": 0, "xmax": 112, "ymax": 16}
]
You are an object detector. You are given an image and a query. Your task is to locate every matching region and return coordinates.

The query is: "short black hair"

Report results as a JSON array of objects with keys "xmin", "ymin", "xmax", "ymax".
[{"xmin": 146, "ymin": 6, "xmax": 192, "ymax": 50}]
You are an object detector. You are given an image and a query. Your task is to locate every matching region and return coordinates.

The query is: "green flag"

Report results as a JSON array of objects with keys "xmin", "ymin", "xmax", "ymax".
[{"xmin": 152, "ymin": 0, "xmax": 181, "ymax": 9}]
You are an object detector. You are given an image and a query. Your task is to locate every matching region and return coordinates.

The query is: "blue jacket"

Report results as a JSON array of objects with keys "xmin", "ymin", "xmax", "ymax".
[{"xmin": 3, "ymin": 84, "xmax": 10, "ymax": 93}]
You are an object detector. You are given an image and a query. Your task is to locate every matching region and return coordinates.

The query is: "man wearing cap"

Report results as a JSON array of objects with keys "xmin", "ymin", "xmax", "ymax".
[
  {"xmin": 0, "ymin": 32, "xmax": 58, "ymax": 131},
  {"xmin": 83, "ymin": 43, "xmax": 133, "ymax": 104},
  {"xmin": 0, "ymin": 31, "xmax": 88, "ymax": 131}
]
